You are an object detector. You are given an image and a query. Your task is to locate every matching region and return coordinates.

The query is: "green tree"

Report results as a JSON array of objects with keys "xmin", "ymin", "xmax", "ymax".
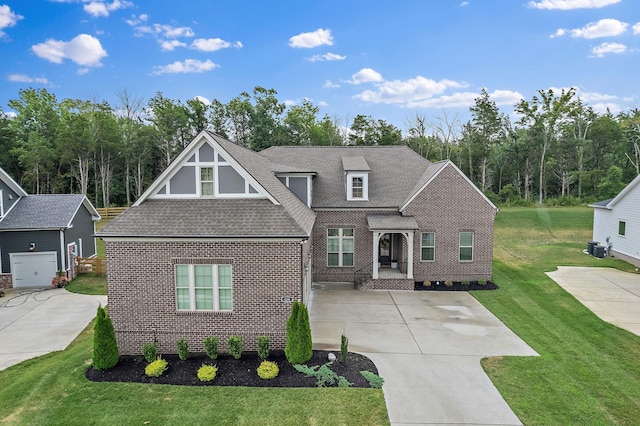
[
  {"xmin": 469, "ymin": 88, "xmax": 504, "ymax": 192},
  {"xmin": 250, "ymin": 86, "xmax": 285, "ymax": 151},
  {"xmin": 515, "ymin": 88, "xmax": 579, "ymax": 204},
  {"xmin": 8, "ymin": 88, "xmax": 60, "ymax": 193},
  {"xmin": 285, "ymin": 301, "xmax": 300, "ymax": 363},
  {"xmin": 93, "ymin": 304, "xmax": 119, "ymax": 370},
  {"xmin": 284, "ymin": 99, "xmax": 319, "ymax": 146},
  {"xmin": 226, "ymin": 92, "xmax": 253, "ymax": 147},
  {"xmin": 297, "ymin": 303, "xmax": 312, "ymax": 363},
  {"xmin": 146, "ymin": 92, "xmax": 190, "ymax": 166}
]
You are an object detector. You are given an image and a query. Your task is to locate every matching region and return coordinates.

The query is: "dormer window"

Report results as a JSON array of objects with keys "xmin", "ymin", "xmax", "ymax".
[
  {"xmin": 347, "ymin": 173, "xmax": 368, "ymax": 200},
  {"xmin": 343, "ymin": 156, "xmax": 370, "ymax": 202}
]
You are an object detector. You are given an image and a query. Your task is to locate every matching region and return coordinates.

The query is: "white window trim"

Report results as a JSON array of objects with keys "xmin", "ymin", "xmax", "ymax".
[
  {"xmin": 175, "ymin": 264, "xmax": 233, "ymax": 312},
  {"xmin": 0, "ymin": 189, "xmax": 3, "ymax": 217},
  {"xmin": 459, "ymin": 231, "xmax": 474, "ymax": 262},
  {"xmin": 277, "ymin": 175, "xmax": 313, "ymax": 207},
  {"xmin": 346, "ymin": 173, "xmax": 368, "ymax": 201},
  {"xmin": 420, "ymin": 232, "xmax": 435, "ymax": 262},
  {"xmin": 327, "ymin": 228, "xmax": 354, "ymax": 267}
]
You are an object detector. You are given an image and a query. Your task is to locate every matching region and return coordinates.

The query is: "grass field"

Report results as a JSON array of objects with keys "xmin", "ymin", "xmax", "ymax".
[{"xmin": 474, "ymin": 207, "xmax": 640, "ymax": 425}]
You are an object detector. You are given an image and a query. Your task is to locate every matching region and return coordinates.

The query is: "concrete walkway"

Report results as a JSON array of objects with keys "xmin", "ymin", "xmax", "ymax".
[
  {"xmin": 0, "ymin": 287, "xmax": 107, "ymax": 371},
  {"xmin": 547, "ymin": 266, "xmax": 640, "ymax": 336},
  {"xmin": 309, "ymin": 284, "xmax": 537, "ymax": 426}
]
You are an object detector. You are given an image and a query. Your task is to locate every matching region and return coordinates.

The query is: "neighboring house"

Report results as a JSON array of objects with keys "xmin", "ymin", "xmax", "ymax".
[
  {"xmin": 98, "ymin": 131, "xmax": 497, "ymax": 355},
  {"xmin": 0, "ymin": 167, "xmax": 101, "ymax": 289},
  {"xmin": 590, "ymin": 174, "xmax": 640, "ymax": 267}
]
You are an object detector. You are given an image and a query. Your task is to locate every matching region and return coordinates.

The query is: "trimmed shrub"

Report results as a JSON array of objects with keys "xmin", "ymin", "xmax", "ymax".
[
  {"xmin": 228, "ymin": 335, "xmax": 243, "ymax": 359},
  {"xmin": 423, "ymin": 280, "xmax": 431, "ymax": 287},
  {"xmin": 93, "ymin": 304, "xmax": 119, "ymax": 370},
  {"xmin": 360, "ymin": 370, "xmax": 384, "ymax": 388},
  {"xmin": 145, "ymin": 357, "xmax": 168, "ymax": 377},
  {"xmin": 258, "ymin": 336, "xmax": 270, "ymax": 360},
  {"xmin": 461, "ymin": 280, "xmax": 470, "ymax": 286},
  {"xmin": 257, "ymin": 360, "xmax": 279, "ymax": 379},
  {"xmin": 285, "ymin": 302, "xmax": 301, "ymax": 363},
  {"xmin": 286, "ymin": 302, "xmax": 313, "ymax": 364},
  {"xmin": 177, "ymin": 338, "xmax": 189, "ymax": 360},
  {"xmin": 478, "ymin": 278, "xmax": 487, "ymax": 286},
  {"xmin": 197, "ymin": 364, "xmax": 218, "ymax": 382},
  {"xmin": 444, "ymin": 280, "xmax": 453, "ymax": 287},
  {"xmin": 204, "ymin": 336, "xmax": 218, "ymax": 360},
  {"xmin": 142, "ymin": 342, "xmax": 157, "ymax": 363},
  {"xmin": 340, "ymin": 334, "xmax": 348, "ymax": 363}
]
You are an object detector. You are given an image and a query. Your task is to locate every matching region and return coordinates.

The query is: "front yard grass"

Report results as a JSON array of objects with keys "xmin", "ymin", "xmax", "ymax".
[
  {"xmin": 0, "ymin": 320, "xmax": 389, "ymax": 425},
  {"xmin": 474, "ymin": 207, "xmax": 640, "ymax": 425}
]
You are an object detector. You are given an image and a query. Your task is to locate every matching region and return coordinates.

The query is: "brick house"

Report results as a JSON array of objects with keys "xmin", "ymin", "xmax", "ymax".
[{"xmin": 98, "ymin": 131, "xmax": 497, "ymax": 354}]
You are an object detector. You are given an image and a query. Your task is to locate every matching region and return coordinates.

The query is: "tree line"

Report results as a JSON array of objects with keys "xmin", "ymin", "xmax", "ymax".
[{"xmin": 1, "ymin": 86, "xmax": 638, "ymax": 208}]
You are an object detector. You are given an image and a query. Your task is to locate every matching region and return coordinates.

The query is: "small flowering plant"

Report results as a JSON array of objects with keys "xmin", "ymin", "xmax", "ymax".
[{"xmin": 52, "ymin": 273, "xmax": 70, "ymax": 288}]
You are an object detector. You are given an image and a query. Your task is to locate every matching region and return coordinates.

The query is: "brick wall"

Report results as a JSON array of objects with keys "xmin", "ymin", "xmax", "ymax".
[
  {"xmin": 105, "ymin": 240, "xmax": 303, "ymax": 355},
  {"xmin": 403, "ymin": 164, "xmax": 497, "ymax": 282},
  {"xmin": 0, "ymin": 273, "xmax": 12, "ymax": 289}
]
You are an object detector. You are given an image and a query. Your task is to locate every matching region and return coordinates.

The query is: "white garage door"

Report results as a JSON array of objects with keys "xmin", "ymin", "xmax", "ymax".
[{"xmin": 10, "ymin": 252, "xmax": 58, "ymax": 288}]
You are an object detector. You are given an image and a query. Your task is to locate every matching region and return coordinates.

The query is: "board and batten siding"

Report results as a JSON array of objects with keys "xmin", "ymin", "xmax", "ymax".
[
  {"xmin": 65, "ymin": 205, "xmax": 97, "ymax": 258},
  {"xmin": 0, "ymin": 230, "xmax": 62, "ymax": 274},
  {"xmin": 593, "ymin": 180, "xmax": 640, "ymax": 267}
]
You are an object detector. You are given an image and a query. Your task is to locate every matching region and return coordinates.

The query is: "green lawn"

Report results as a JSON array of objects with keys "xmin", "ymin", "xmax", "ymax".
[{"xmin": 474, "ymin": 207, "xmax": 640, "ymax": 425}]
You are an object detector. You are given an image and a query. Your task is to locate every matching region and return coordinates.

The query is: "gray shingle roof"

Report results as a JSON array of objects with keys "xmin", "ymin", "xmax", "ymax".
[
  {"xmin": 98, "ymin": 199, "xmax": 310, "ymax": 237},
  {"xmin": 342, "ymin": 156, "xmax": 370, "ymax": 171},
  {"xmin": 367, "ymin": 214, "xmax": 419, "ymax": 230},
  {"xmin": 261, "ymin": 145, "xmax": 432, "ymax": 208},
  {"xmin": 589, "ymin": 198, "xmax": 614, "ymax": 208},
  {"xmin": 0, "ymin": 194, "xmax": 90, "ymax": 230}
]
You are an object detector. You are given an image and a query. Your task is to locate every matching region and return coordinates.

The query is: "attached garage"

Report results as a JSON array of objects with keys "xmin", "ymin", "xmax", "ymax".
[{"xmin": 10, "ymin": 252, "xmax": 57, "ymax": 288}]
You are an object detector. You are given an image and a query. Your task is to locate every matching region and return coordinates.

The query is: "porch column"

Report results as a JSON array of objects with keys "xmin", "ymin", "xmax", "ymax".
[
  {"xmin": 372, "ymin": 231, "xmax": 380, "ymax": 279},
  {"xmin": 405, "ymin": 231, "xmax": 414, "ymax": 279}
]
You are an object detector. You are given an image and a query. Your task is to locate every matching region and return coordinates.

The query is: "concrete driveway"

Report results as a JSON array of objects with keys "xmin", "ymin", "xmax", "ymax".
[
  {"xmin": 0, "ymin": 287, "xmax": 107, "ymax": 371},
  {"xmin": 309, "ymin": 284, "xmax": 537, "ymax": 426},
  {"xmin": 547, "ymin": 266, "xmax": 640, "ymax": 336}
]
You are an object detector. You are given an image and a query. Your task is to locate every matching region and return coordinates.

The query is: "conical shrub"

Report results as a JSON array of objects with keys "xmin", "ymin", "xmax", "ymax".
[
  {"xmin": 285, "ymin": 301, "xmax": 300, "ymax": 363},
  {"xmin": 297, "ymin": 303, "xmax": 313, "ymax": 363},
  {"xmin": 93, "ymin": 304, "xmax": 119, "ymax": 370}
]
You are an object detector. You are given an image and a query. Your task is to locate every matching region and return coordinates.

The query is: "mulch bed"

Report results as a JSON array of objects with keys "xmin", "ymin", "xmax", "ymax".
[
  {"xmin": 86, "ymin": 350, "xmax": 379, "ymax": 388},
  {"xmin": 414, "ymin": 281, "xmax": 499, "ymax": 291}
]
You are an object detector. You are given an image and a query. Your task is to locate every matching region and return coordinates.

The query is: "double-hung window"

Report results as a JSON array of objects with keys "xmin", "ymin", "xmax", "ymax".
[
  {"xmin": 175, "ymin": 264, "xmax": 232, "ymax": 311},
  {"xmin": 200, "ymin": 167, "xmax": 214, "ymax": 196},
  {"xmin": 327, "ymin": 228, "xmax": 354, "ymax": 267},
  {"xmin": 459, "ymin": 231, "xmax": 474, "ymax": 262},
  {"xmin": 351, "ymin": 177, "xmax": 363, "ymax": 199},
  {"xmin": 421, "ymin": 232, "xmax": 435, "ymax": 261}
]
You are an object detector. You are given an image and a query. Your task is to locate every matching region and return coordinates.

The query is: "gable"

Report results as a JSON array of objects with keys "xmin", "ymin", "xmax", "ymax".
[
  {"xmin": 143, "ymin": 134, "xmax": 268, "ymax": 202},
  {"xmin": 0, "ymin": 167, "xmax": 27, "ymax": 218}
]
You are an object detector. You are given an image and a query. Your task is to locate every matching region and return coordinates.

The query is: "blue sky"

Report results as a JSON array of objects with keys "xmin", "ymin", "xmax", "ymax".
[{"xmin": 1, "ymin": 0, "xmax": 639, "ymax": 130}]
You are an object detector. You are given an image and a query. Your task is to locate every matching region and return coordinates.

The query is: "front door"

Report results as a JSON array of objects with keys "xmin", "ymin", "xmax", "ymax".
[{"xmin": 379, "ymin": 233, "xmax": 392, "ymax": 266}]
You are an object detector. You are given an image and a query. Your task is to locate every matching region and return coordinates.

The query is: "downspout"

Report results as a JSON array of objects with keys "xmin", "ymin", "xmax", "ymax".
[{"xmin": 59, "ymin": 229, "xmax": 66, "ymax": 273}]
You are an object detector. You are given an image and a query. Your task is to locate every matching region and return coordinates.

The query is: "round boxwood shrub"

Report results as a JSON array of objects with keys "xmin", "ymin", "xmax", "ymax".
[
  {"xmin": 197, "ymin": 364, "xmax": 218, "ymax": 382},
  {"xmin": 257, "ymin": 360, "xmax": 279, "ymax": 379}
]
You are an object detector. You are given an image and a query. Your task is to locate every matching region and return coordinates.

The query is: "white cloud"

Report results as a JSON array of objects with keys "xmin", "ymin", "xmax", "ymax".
[
  {"xmin": 190, "ymin": 38, "xmax": 243, "ymax": 52},
  {"xmin": 194, "ymin": 95, "xmax": 211, "ymax": 105},
  {"xmin": 8, "ymin": 73, "xmax": 51, "ymax": 85},
  {"xmin": 590, "ymin": 41, "xmax": 627, "ymax": 57},
  {"xmin": 346, "ymin": 68, "xmax": 384, "ymax": 84},
  {"xmin": 460, "ymin": 1, "xmax": 470, "ymax": 6},
  {"xmin": 633, "ymin": 22, "xmax": 640, "ymax": 35},
  {"xmin": 83, "ymin": 0, "xmax": 132, "ymax": 18},
  {"xmin": 32, "ymin": 34, "xmax": 107, "ymax": 66},
  {"xmin": 554, "ymin": 19, "xmax": 628, "ymax": 39},
  {"xmin": 323, "ymin": 80, "xmax": 340, "ymax": 88},
  {"xmin": 307, "ymin": 52, "xmax": 346, "ymax": 62},
  {"xmin": 0, "ymin": 5, "xmax": 23, "ymax": 37},
  {"xmin": 77, "ymin": 67, "xmax": 90, "ymax": 75},
  {"xmin": 125, "ymin": 13, "xmax": 148, "ymax": 26},
  {"xmin": 578, "ymin": 91, "xmax": 617, "ymax": 102},
  {"xmin": 590, "ymin": 102, "xmax": 621, "ymax": 114},
  {"xmin": 405, "ymin": 89, "xmax": 523, "ymax": 109},
  {"xmin": 160, "ymin": 39, "xmax": 187, "ymax": 51},
  {"xmin": 284, "ymin": 99, "xmax": 296, "ymax": 106},
  {"xmin": 318, "ymin": 101, "xmax": 328, "ymax": 107},
  {"xmin": 354, "ymin": 75, "xmax": 468, "ymax": 104},
  {"xmin": 133, "ymin": 23, "xmax": 194, "ymax": 39},
  {"xmin": 289, "ymin": 28, "xmax": 333, "ymax": 48},
  {"xmin": 152, "ymin": 59, "xmax": 218, "ymax": 75},
  {"xmin": 528, "ymin": 0, "xmax": 620, "ymax": 9}
]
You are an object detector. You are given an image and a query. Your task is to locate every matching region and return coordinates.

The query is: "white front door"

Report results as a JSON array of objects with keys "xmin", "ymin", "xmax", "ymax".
[{"xmin": 10, "ymin": 252, "xmax": 58, "ymax": 288}]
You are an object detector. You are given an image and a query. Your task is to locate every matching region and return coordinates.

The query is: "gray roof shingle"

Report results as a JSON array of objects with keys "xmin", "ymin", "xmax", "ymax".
[
  {"xmin": 261, "ymin": 145, "xmax": 433, "ymax": 208},
  {"xmin": 0, "ymin": 194, "xmax": 89, "ymax": 230}
]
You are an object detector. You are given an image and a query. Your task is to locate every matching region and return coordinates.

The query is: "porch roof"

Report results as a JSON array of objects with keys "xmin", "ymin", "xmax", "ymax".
[{"xmin": 367, "ymin": 214, "xmax": 419, "ymax": 231}]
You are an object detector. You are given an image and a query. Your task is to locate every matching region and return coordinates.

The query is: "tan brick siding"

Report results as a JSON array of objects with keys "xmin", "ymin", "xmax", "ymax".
[
  {"xmin": 105, "ymin": 240, "xmax": 302, "ymax": 355},
  {"xmin": 403, "ymin": 164, "xmax": 497, "ymax": 282},
  {"xmin": 0, "ymin": 273, "xmax": 12, "ymax": 289}
]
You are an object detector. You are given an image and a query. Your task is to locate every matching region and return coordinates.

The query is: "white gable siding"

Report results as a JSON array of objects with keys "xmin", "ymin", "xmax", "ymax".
[{"xmin": 593, "ymin": 181, "xmax": 640, "ymax": 265}]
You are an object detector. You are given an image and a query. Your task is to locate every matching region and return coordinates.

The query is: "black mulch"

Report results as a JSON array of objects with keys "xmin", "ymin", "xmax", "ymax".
[
  {"xmin": 86, "ymin": 350, "xmax": 379, "ymax": 388},
  {"xmin": 414, "ymin": 281, "xmax": 499, "ymax": 291}
]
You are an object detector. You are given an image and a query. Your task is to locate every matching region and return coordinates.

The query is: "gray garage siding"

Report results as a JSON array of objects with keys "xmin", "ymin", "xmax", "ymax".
[
  {"xmin": 0, "ymin": 230, "xmax": 63, "ymax": 274},
  {"xmin": 65, "ymin": 206, "xmax": 97, "ymax": 258}
]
